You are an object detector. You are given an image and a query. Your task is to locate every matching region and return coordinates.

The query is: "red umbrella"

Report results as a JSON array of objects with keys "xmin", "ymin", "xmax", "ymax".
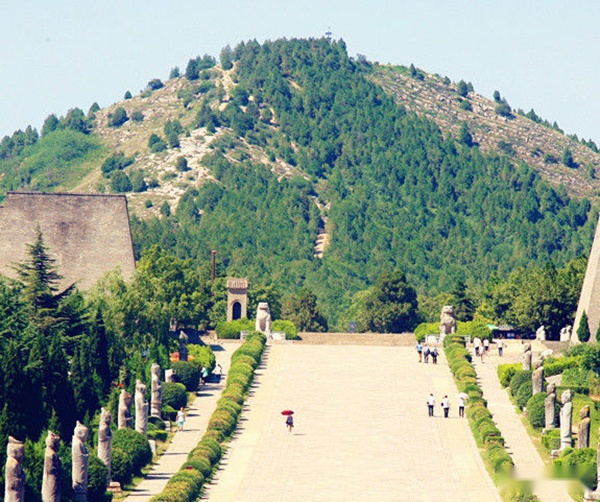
[{"xmin": 281, "ymin": 410, "xmax": 294, "ymax": 416}]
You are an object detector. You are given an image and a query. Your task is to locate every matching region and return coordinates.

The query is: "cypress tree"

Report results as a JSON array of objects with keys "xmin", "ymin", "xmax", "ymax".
[{"xmin": 578, "ymin": 311, "xmax": 591, "ymax": 343}]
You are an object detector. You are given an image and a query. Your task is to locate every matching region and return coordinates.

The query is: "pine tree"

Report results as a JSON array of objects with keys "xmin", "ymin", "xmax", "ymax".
[{"xmin": 578, "ymin": 311, "xmax": 591, "ymax": 342}]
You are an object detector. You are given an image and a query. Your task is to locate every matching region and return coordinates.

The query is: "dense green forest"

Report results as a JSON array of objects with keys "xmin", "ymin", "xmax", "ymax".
[{"xmin": 131, "ymin": 38, "xmax": 595, "ymax": 327}]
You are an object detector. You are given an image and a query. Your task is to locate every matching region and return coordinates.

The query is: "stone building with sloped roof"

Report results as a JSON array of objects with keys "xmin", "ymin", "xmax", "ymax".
[{"xmin": 0, "ymin": 191, "xmax": 136, "ymax": 290}]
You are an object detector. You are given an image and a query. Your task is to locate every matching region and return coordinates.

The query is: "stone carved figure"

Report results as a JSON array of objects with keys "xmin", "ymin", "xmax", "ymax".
[
  {"xmin": 165, "ymin": 369, "xmax": 176, "ymax": 383},
  {"xmin": 179, "ymin": 331, "xmax": 189, "ymax": 361},
  {"xmin": 532, "ymin": 358, "xmax": 544, "ymax": 395},
  {"xmin": 72, "ymin": 421, "xmax": 89, "ymax": 502},
  {"xmin": 559, "ymin": 390, "xmax": 573, "ymax": 451},
  {"xmin": 536, "ymin": 325, "xmax": 546, "ymax": 341},
  {"xmin": 151, "ymin": 363, "xmax": 163, "ymax": 417},
  {"xmin": 42, "ymin": 431, "xmax": 61, "ymax": 502},
  {"xmin": 98, "ymin": 408, "xmax": 112, "ymax": 483},
  {"xmin": 118, "ymin": 389, "xmax": 133, "ymax": 429},
  {"xmin": 560, "ymin": 325, "xmax": 572, "ymax": 342},
  {"xmin": 439, "ymin": 305, "xmax": 457, "ymax": 335},
  {"xmin": 545, "ymin": 382, "xmax": 557, "ymax": 429},
  {"xmin": 522, "ymin": 343, "xmax": 532, "ymax": 371},
  {"xmin": 255, "ymin": 302, "xmax": 272, "ymax": 336},
  {"xmin": 578, "ymin": 405, "xmax": 591, "ymax": 449},
  {"xmin": 135, "ymin": 379, "xmax": 149, "ymax": 435},
  {"xmin": 5, "ymin": 436, "xmax": 25, "ymax": 502}
]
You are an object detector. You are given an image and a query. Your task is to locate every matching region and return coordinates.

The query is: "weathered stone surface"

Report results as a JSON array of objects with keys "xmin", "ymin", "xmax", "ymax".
[
  {"xmin": 227, "ymin": 278, "xmax": 248, "ymax": 322},
  {"xmin": 545, "ymin": 382, "xmax": 557, "ymax": 429},
  {"xmin": 118, "ymin": 389, "xmax": 132, "ymax": 429},
  {"xmin": 578, "ymin": 405, "xmax": 591, "ymax": 449},
  {"xmin": 255, "ymin": 302, "xmax": 272, "ymax": 336},
  {"xmin": 179, "ymin": 331, "xmax": 188, "ymax": 361},
  {"xmin": 532, "ymin": 358, "xmax": 544, "ymax": 395},
  {"xmin": 72, "ymin": 421, "xmax": 89, "ymax": 502},
  {"xmin": 98, "ymin": 408, "xmax": 112, "ymax": 483},
  {"xmin": 0, "ymin": 192, "xmax": 135, "ymax": 290},
  {"xmin": 165, "ymin": 369, "xmax": 176, "ymax": 383},
  {"xmin": 42, "ymin": 431, "xmax": 61, "ymax": 502},
  {"xmin": 151, "ymin": 363, "xmax": 162, "ymax": 418},
  {"xmin": 5, "ymin": 436, "xmax": 25, "ymax": 502},
  {"xmin": 439, "ymin": 305, "xmax": 456, "ymax": 335},
  {"xmin": 559, "ymin": 390, "xmax": 573, "ymax": 451},
  {"xmin": 135, "ymin": 379, "xmax": 149, "ymax": 435},
  {"xmin": 522, "ymin": 343, "xmax": 532, "ymax": 371}
]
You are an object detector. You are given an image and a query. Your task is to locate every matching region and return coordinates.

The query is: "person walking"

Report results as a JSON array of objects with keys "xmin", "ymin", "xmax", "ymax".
[
  {"xmin": 416, "ymin": 341, "xmax": 423, "ymax": 362},
  {"xmin": 483, "ymin": 338, "xmax": 490, "ymax": 353},
  {"xmin": 427, "ymin": 393, "xmax": 435, "ymax": 417},
  {"xmin": 441, "ymin": 395, "xmax": 450, "ymax": 418},
  {"xmin": 431, "ymin": 346, "xmax": 438, "ymax": 364},
  {"xmin": 497, "ymin": 338, "xmax": 504, "ymax": 357},
  {"xmin": 286, "ymin": 413, "xmax": 294, "ymax": 433},
  {"xmin": 177, "ymin": 407, "xmax": 185, "ymax": 431},
  {"xmin": 423, "ymin": 344, "xmax": 430, "ymax": 364},
  {"xmin": 458, "ymin": 395, "xmax": 465, "ymax": 417}
]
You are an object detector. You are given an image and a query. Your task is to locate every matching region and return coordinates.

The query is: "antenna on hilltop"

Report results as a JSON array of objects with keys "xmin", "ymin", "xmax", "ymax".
[{"xmin": 325, "ymin": 27, "xmax": 332, "ymax": 41}]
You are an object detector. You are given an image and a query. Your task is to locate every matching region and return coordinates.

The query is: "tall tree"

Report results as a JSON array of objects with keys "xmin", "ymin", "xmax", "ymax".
[{"xmin": 281, "ymin": 288, "xmax": 328, "ymax": 332}]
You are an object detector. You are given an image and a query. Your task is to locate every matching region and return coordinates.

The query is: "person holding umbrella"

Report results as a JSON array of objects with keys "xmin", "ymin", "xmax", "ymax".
[{"xmin": 282, "ymin": 410, "xmax": 294, "ymax": 432}]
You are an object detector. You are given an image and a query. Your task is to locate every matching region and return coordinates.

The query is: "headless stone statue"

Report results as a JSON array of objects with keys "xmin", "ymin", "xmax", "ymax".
[
  {"xmin": 532, "ymin": 358, "xmax": 544, "ymax": 395},
  {"xmin": 522, "ymin": 343, "xmax": 532, "ymax": 371},
  {"xmin": 42, "ymin": 431, "xmax": 61, "ymax": 502},
  {"xmin": 559, "ymin": 390, "xmax": 573, "ymax": 451},
  {"xmin": 72, "ymin": 421, "xmax": 89, "ymax": 502},
  {"xmin": 118, "ymin": 389, "xmax": 133, "ymax": 429},
  {"xmin": 151, "ymin": 363, "xmax": 163, "ymax": 418},
  {"xmin": 545, "ymin": 382, "xmax": 557, "ymax": 429},
  {"xmin": 5, "ymin": 436, "xmax": 25, "ymax": 502},
  {"xmin": 536, "ymin": 325, "xmax": 546, "ymax": 341},
  {"xmin": 135, "ymin": 379, "xmax": 149, "ymax": 435},
  {"xmin": 98, "ymin": 407, "xmax": 112, "ymax": 483},
  {"xmin": 179, "ymin": 331, "xmax": 189, "ymax": 361},
  {"xmin": 578, "ymin": 405, "xmax": 591, "ymax": 449}
]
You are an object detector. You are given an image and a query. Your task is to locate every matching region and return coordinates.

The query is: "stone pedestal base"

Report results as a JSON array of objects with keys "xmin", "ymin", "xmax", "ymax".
[
  {"xmin": 584, "ymin": 489, "xmax": 600, "ymax": 501},
  {"xmin": 107, "ymin": 482, "xmax": 121, "ymax": 493}
]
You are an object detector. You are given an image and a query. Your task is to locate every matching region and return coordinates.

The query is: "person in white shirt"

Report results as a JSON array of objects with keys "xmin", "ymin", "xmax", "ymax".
[
  {"xmin": 427, "ymin": 394, "xmax": 435, "ymax": 417},
  {"xmin": 441, "ymin": 395, "xmax": 450, "ymax": 418},
  {"xmin": 497, "ymin": 339, "xmax": 504, "ymax": 357},
  {"xmin": 458, "ymin": 396, "xmax": 465, "ymax": 417}
]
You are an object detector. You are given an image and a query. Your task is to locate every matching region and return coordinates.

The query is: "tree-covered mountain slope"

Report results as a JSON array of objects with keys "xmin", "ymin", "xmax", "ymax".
[{"xmin": 0, "ymin": 38, "xmax": 597, "ymax": 327}]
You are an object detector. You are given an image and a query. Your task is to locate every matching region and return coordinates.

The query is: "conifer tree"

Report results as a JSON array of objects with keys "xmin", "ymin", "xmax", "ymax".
[{"xmin": 578, "ymin": 311, "xmax": 591, "ymax": 342}]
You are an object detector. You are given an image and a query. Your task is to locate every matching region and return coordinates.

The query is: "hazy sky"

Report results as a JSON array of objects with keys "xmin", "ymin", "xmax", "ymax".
[{"xmin": 2, "ymin": 1, "xmax": 599, "ymax": 142}]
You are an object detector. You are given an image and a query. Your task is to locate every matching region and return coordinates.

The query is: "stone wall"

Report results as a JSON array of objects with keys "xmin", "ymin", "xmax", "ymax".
[{"xmin": 0, "ymin": 192, "xmax": 135, "ymax": 290}]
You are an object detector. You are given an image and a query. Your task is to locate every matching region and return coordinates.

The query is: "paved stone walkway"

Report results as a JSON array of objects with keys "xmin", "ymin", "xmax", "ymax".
[
  {"xmin": 124, "ymin": 343, "xmax": 237, "ymax": 502},
  {"xmin": 471, "ymin": 341, "xmax": 574, "ymax": 502},
  {"xmin": 202, "ymin": 343, "xmax": 500, "ymax": 501}
]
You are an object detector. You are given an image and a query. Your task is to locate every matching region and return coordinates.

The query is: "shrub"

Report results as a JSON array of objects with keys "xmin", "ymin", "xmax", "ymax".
[
  {"xmin": 221, "ymin": 384, "xmax": 245, "ymax": 405},
  {"xmin": 459, "ymin": 99, "xmax": 472, "ymax": 111},
  {"xmin": 131, "ymin": 111, "xmax": 144, "ymax": 122},
  {"xmin": 161, "ymin": 384, "xmax": 185, "ymax": 413},
  {"xmin": 171, "ymin": 361, "xmax": 200, "ymax": 391},
  {"xmin": 111, "ymin": 171, "xmax": 132, "ymax": 193},
  {"xmin": 148, "ymin": 416, "xmax": 166, "ymax": 430},
  {"xmin": 148, "ymin": 134, "xmax": 167, "ymax": 153},
  {"xmin": 187, "ymin": 344, "xmax": 216, "ymax": 373},
  {"xmin": 545, "ymin": 356, "xmax": 581, "ymax": 377},
  {"xmin": 272, "ymin": 319, "xmax": 299, "ymax": 339},
  {"xmin": 526, "ymin": 392, "xmax": 546, "ymax": 428},
  {"xmin": 562, "ymin": 367, "xmax": 595, "ymax": 387},
  {"xmin": 176, "ymin": 156, "xmax": 189, "ymax": 172},
  {"xmin": 148, "ymin": 78, "xmax": 164, "ymax": 90},
  {"xmin": 553, "ymin": 447, "xmax": 596, "ymax": 489},
  {"xmin": 148, "ymin": 429, "xmax": 168, "ymax": 442},
  {"xmin": 498, "ymin": 363, "xmax": 520, "ymax": 387},
  {"xmin": 162, "ymin": 405, "xmax": 177, "ymax": 421},
  {"xmin": 486, "ymin": 446, "xmax": 513, "ymax": 474},
  {"xmin": 113, "ymin": 428, "xmax": 152, "ymax": 474},
  {"xmin": 216, "ymin": 318, "xmax": 254, "ymax": 338},
  {"xmin": 510, "ymin": 371, "xmax": 532, "ymax": 397},
  {"xmin": 111, "ymin": 447, "xmax": 133, "ymax": 485},
  {"xmin": 182, "ymin": 457, "xmax": 211, "ymax": 477},
  {"xmin": 516, "ymin": 380, "xmax": 533, "ymax": 409},
  {"xmin": 88, "ymin": 454, "xmax": 110, "ymax": 501},
  {"xmin": 414, "ymin": 322, "xmax": 439, "ymax": 342},
  {"xmin": 108, "ymin": 107, "xmax": 129, "ymax": 128},
  {"xmin": 542, "ymin": 429, "xmax": 560, "ymax": 451}
]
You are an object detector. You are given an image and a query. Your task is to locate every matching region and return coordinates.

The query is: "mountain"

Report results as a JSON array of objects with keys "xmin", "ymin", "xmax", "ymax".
[{"xmin": 0, "ymin": 38, "xmax": 597, "ymax": 327}]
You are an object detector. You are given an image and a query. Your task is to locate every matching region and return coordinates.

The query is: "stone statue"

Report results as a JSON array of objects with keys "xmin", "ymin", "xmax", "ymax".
[
  {"xmin": 98, "ymin": 407, "xmax": 112, "ymax": 483},
  {"xmin": 536, "ymin": 325, "xmax": 546, "ymax": 341},
  {"xmin": 118, "ymin": 389, "xmax": 133, "ymax": 429},
  {"xmin": 165, "ymin": 368, "xmax": 176, "ymax": 383},
  {"xmin": 560, "ymin": 325, "xmax": 572, "ymax": 342},
  {"xmin": 5, "ymin": 436, "xmax": 25, "ymax": 502},
  {"xmin": 42, "ymin": 431, "xmax": 61, "ymax": 502},
  {"xmin": 135, "ymin": 379, "xmax": 149, "ymax": 435},
  {"xmin": 151, "ymin": 363, "xmax": 163, "ymax": 417},
  {"xmin": 179, "ymin": 331, "xmax": 189, "ymax": 361},
  {"xmin": 72, "ymin": 421, "xmax": 89, "ymax": 502},
  {"xmin": 578, "ymin": 405, "xmax": 591, "ymax": 449},
  {"xmin": 439, "ymin": 305, "xmax": 457, "ymax": 335},
  {"xmin": 559, "ymin": 390, "xmax": 573, "ymax": 451},
  {"xmin": 545, "ymin": 382, "xmax": 557, "ymax": 429},
  {"xmin": 255, "ymin": 302, "xmax": 272, "ymax": 336},
  {"xmin": 532, "ymin": 358, "xmax": 544, "ymax": 395},
  {"xmin": 522, "ymin": 343, "xmax": 532, "ymax": 371}
]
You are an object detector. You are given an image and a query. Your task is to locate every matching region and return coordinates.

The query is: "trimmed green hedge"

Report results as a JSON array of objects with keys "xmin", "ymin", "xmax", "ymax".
[
  {"xmin": 498, "ymin": 363, "xmax": 520, "ymax": 388},
  {"xmin": 215, "ymin": 318, "xmax": 254, "ymax": 339},
  {"xmin": 162, "ymin": 382, "xmax": 187, "ymax": 410},
  {"xmin": 171, "ymin": 361, "xmax": 200, "ymax": 391},
  {"xmin": 272, "ymin": 319, "xmax": 299, "ymax": 340},
  {"xmin": 525, "ymin": 392, "xmax": 546, "ymax": 428},
  {"xmin": 112, "ymin": 429, "xmax": 152, "ymax": 485},
  {"xmin": 150, "ymin": 330, "xmax": 267, "ymax": 502},
  {"xmin": 544, "ymin": 356, "xmax": 581, "ymax": 377}
]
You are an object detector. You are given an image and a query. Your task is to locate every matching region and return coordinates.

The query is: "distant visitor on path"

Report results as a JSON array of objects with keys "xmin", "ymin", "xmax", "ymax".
[
  {"xmin": 458, "ymin": 395, "xmax": 465, "ymax": 417},
  {"xmin": 427, "ymin": 394, "xmax": 435, "ymax": 417},
  {"xmin": 441, "ymin": 395, "xmax": 450, "ymax": 418},
  {"xmin": 177, "ymin": 407, "xmax": 185, "ymax": 431},
  {"xmin": 423, "ymin": 344, "xmax": 430, "ymax": 363},
  {"xmin": 416, "ymin": 341, "xmax": 423, "ymax": 362},
  {"xmin": 430, "ymin": 346, "xmax": 438, "ymax": 364},
  {"xmin": 286, "ymin": 414, "xmax": 294, "ymax": 433},
  {"xmin": 497, "ymin": 339, "xmax": 504, "ymax": 357}
]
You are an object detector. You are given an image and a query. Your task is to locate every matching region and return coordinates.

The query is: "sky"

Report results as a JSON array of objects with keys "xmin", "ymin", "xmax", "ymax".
[{"xmin": 1, "ymin": 1, "xmax": 600, "ymax": 142}]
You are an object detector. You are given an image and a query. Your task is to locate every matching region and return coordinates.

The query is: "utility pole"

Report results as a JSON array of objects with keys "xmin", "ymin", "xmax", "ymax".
[{"xmin": 211, "ymin": 250, "xmax": 216, "ymax": 282}]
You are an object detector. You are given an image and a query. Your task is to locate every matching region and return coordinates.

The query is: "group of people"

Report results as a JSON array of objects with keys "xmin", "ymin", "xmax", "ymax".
[
  {"xmin": 415, "ymin": 342, "xmax": 438, "ymax": 364},
  {"xmin": 472, "ymin": 337, "xmax": 503, "ymax": 362},
  {"xmin": 426, "ymin": 393, "xmax": 465, "ymax": 418}
]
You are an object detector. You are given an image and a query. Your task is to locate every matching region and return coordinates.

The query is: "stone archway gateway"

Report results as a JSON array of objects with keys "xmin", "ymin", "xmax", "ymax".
[
  {"xmin": 227, "ymin": 278, "xmax": 248, "ymax": 322},
  {"xmin": 232, "ymin": 301, "xmax": 242, "ymax": 320}
]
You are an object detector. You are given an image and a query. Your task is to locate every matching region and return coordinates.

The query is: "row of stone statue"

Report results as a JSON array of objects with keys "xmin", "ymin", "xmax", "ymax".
[{"xmin": 5, "ymin": 362, "xmax": 168, "ymax": 502}]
